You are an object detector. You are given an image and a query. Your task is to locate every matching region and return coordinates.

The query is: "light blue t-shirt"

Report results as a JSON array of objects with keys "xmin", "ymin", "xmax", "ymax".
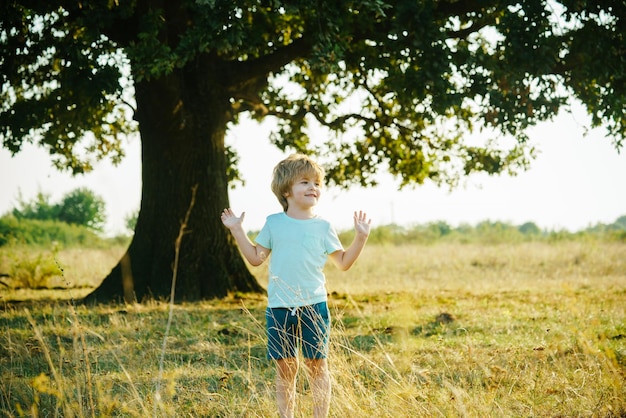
[{"xmin": 255, "ymin": 212, "xmax": 343, "ymax": 308}]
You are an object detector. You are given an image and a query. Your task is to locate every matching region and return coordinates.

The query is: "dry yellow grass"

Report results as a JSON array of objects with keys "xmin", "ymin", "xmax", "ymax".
[{"xmin": 1, "ymin": 241, "xmax": 625, "ymax": 417}]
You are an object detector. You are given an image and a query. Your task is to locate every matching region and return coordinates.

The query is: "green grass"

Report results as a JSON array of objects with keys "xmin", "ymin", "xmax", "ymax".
[{"xmin": 1, "ymin": 242, "xmax": 625, "ymax": 417}]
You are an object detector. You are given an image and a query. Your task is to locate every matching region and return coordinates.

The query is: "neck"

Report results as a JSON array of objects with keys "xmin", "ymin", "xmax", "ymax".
[{"xmin": 286, "ymin": 206, "xmax": 316, "ymax": 220}]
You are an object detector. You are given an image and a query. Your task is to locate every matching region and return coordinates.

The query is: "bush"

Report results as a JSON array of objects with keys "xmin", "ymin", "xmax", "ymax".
[
  {"xmin": 335, "ymin": 214, "xmax": 626, "ymax": 246},
  {"xmin": 6, "ymin": 249, "xmax": 62, "ymax": 289},
  {"xmin": 11, "ymin": 187, "xmax": 106, "ymax": 231},
  {"xmin": 0, "ymin": 215, "xmax": 104, "ymax": 248}
]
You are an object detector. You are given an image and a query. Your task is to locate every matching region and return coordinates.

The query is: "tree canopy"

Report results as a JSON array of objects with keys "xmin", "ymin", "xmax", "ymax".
[
  {"xmin": 4, "ymin": 1, "xmax": 624, "ymax": 186},
  {"xmin": 1, "ymin": 0, "xmax": 624, "ymax": 301}
]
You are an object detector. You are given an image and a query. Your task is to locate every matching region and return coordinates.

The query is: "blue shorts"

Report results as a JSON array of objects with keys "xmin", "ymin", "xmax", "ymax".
[{"xmin": 266, "ymin": 302, "xmax": 331, "ymax": 360}]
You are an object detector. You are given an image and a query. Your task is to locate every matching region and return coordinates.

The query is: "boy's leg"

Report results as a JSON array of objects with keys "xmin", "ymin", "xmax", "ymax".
[
  {"xmin": 304, "ymin": 358, "xmax": 331, "ymax": 418},
  {"xmin": 266, "ymin": 307, "xmax": 299, "ymax": 417},
  {"xmin": 300, "ymin": 302, "xmax": 331, "ymax": 417},
  {"xmin": 276, "ymin": 357, "xmax": 299, "ymax": 418}
]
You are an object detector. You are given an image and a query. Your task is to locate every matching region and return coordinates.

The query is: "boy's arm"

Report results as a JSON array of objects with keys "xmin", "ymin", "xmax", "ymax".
[
  {"xmin": 328, "ymin": 211, "xmax": 371, "ymax": 271},
  {"xmin": 221, "ymin": 209, "xmax": 270, "ymax": 266}
]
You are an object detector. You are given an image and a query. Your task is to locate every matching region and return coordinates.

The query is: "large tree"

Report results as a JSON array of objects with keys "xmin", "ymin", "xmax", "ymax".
[{"xmin": 1, "ymin": 1, "xmax": 624, "ymax": 302}]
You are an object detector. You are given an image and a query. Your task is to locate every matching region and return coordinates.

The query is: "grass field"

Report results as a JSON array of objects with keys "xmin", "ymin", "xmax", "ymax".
[{"xmin": 1, "ymin": 241, "xmax": 625, "ymax": 417}]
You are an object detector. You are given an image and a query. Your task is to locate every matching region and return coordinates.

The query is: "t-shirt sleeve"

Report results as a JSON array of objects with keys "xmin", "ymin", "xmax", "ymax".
[
  {"xmin": 325, "ymin": 223, "xmax": 344, "ymax": 254},
  {"xmin": 255, "ymin": 219, "xmax": 272, "ymax": 249}
]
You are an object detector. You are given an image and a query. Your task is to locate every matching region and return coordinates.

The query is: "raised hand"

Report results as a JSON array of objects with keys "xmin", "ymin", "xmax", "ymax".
[
  {"xmin": 221, "ymin": 208, "xmax": 245, "ymax": 230},
  {"xmin": 353, "ymin": 210, "xmax": 372, "ymax": 236}
]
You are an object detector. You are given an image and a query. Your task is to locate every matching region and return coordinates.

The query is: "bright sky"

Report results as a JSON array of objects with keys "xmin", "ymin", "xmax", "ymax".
[{"xmin": 1, "ymin": 103, "xmax": 625, "ymax": 236}]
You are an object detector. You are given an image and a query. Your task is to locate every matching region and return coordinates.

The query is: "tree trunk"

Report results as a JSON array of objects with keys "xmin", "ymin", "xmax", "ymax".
[{"xmin": 85, "ymin": 57, "xmax": 264, "ymax": 303}]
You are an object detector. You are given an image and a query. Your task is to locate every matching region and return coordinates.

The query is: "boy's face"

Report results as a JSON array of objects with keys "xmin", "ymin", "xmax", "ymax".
[{"xmin": 286, "ymin": 175, "xmax": 322, "ymax": 210}]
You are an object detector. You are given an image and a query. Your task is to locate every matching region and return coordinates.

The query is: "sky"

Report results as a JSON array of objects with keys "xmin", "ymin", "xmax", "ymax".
[{"xmin": 1, "ymin": 103, "xmax": 625, "ymax": 236}]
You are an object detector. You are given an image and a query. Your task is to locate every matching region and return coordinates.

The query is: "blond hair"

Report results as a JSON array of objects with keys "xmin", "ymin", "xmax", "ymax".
[{"xmin": 271, "ymin": 154, "xmax": 325, "ymax": 211}]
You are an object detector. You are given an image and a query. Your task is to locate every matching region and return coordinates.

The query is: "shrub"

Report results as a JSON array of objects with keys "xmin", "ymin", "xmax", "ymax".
[
  {"xmin": 11, "ymin": 187, "xmax": 106, "ymax": 231},
  {"xmin": 0, "ymin": 215, "xmax": 104, "ymax": 248},
  {"xmin": 7, "ymin": 250, "xmax": 61, "ymax": 289}
]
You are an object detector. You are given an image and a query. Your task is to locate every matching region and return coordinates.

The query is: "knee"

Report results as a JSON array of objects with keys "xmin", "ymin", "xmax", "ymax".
[
  {"xmin": 276, "ymin": 358, "xmax": 299, "ymax": 383},
  {"xmin": 305, "ymin": 358, "xmax": 328, "ymax": 379}
]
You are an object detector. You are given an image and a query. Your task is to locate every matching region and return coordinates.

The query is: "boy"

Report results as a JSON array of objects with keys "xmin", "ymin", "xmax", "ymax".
[{"xmin": 220, "ymin": 154, "xmax": 371, "ymax": 418}]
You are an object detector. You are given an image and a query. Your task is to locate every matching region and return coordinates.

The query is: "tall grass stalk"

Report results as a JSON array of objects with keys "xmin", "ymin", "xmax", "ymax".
[
  {"xmin": 24, "ymin": 309, "xmax": 66, "ymax": 416},
  {"xmin": 154, "ymin": 185, "xmax": 197, "ymax": 417}
]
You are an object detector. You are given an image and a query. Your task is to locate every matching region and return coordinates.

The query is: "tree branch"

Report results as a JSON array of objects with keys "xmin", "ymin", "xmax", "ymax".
[
  {"xmin": 445, "ymin": 18, "xmax": 495, "ymax": 39},
  {"xmin": 225, "ymin": 37, "xmax": 313, "ymax": 115},
  {"xmin": 228, "ymin": 37, "xmax": 313, "ymax": 87}
]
